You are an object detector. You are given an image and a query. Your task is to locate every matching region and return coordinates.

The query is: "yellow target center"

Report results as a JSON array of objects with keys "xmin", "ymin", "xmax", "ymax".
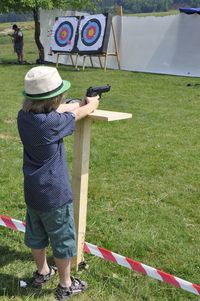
[
  {"xmin": 88, "ymin": 28, "xmax": 95, "ymax": 37},
  {"xmin": 61, "ymin": 31, "xmax": 67, "ymax": 38}
]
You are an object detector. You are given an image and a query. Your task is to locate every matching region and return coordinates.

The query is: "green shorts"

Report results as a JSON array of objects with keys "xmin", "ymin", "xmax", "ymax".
[
  {"xmin": 25, "ymin": 203, "xmax": 77, "ymax": 259},
  {"xmin": 14, "ymin": 41, "xmax": 23, "ymax": 54}
]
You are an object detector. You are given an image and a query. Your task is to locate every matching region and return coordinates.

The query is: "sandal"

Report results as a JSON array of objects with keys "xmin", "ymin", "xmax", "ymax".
[
  {"xmin": 55, "ymin": 276, "xmax": 88, "ymax": 300},
  {"xmin": 32, "ymin": 265, "xmax": 57, "ymax": 288}
]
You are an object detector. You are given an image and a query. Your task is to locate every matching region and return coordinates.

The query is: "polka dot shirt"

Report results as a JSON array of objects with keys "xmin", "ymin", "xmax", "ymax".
[{"xmin": 17, "ymin": 109, "xmax": 76, "ymax": 211}]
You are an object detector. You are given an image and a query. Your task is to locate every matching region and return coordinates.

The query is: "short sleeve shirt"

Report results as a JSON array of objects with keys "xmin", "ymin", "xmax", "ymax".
[
  {"xmin": 14, "ymin": 30, "xmax": 23, "ymax": 43},
  {"xmin": 17, "ymin": 109, "xmax": 76, "ymax": 212}
]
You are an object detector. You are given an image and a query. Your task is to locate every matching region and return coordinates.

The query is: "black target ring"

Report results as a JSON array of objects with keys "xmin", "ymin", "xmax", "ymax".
[
  {"xmin": 55, "ymin": 21, "xmax": 73, "ymax": 47},
  {"xmin": 81, "ymin": 19, "xmax": 101, "ymax": 46}
]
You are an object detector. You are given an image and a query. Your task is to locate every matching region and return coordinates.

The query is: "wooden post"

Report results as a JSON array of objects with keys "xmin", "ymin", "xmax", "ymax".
[
  {"xmin": 98, "ymin": 56, "xmax": 103, "ymax": 69},
  {"xmin": 117, "ymin": 6, "xmax": 123, "ymax": 16},
  {"xmin": 72, "ymin": 118, "xmax": 91, "ymax": 270},
  {"xmin": 111, "ymin": 22, "xmax": 121, "ymax": 70},
  {"xmin": 72, "ymin": 110, "xmax": 132, "ymax": 270},
  {"xmin": 56, "ymin": 53, "xmax": 60, "ymax": 68}
]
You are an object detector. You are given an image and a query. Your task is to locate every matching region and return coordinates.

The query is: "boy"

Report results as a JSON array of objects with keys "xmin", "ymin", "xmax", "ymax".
[{"xmin": 17, "ymin": 66, "xmax": 99, "ymax": 299}]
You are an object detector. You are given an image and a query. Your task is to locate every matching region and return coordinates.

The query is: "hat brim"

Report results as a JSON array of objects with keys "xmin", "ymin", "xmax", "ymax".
[{"xmin": 23, "ymin": 80, "xmax": 71, "ymax": 100}]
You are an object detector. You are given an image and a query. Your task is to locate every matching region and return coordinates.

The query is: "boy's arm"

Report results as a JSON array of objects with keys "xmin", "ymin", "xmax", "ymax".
[
  {"xmin": 56, "ymin": 96, "xmax": 99, "ymax": 121},
  {"xmin": 56, "ymin": 101, "xmax": 82, "ymax": 113},
  {"xmin": 72, "ymin": 96, "xmax": 99, "ymax": 120}
]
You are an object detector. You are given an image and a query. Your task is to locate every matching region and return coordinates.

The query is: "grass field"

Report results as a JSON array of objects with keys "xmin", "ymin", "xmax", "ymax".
[
  {"xmin": 1, "ymin": 21, "xmax": 200, "ymax": 301},
  {"xmin": 127, "ymin": 10, "xmax": 180, "ymax": 17}
]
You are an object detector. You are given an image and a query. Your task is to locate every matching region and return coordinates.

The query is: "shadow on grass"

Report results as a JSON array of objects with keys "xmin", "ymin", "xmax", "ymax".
[
  {"xmin": 0, "ymin": 59, "xmax": 33, "ymax": 65},
  {"xmin": 0, "ymin": 245, "xmax": 55, "ymax": 299},
  {"xmin": 0, "ymin": 59, "xmax": 101, "ymax": 73},
  {"xmin": 0, "ymin": 272, "xmax": 53, "ymax": 299},
  {"xmin": 0, "ymin": 245, "xmax": 30, "ymax": 267}
]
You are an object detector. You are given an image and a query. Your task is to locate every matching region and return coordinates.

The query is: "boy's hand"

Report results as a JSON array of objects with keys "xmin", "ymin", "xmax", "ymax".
[
  {"xmin": 85, "ymin": 95, "xmax": 99, "ymax": 103},
  {"xmin": 85, "ymin": 95, "xmax": 100, "ymax": 110},
  {"xmin": 71, "ymin": 95, "xmax": 99, "ymax": 120}
]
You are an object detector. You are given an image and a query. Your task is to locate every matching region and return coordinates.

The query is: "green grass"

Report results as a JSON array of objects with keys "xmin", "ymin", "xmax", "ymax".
[
  {"xmin": 1, "ymin": 22, "xmax": 200, "ymax": 300},
  {"xmin": 125, "ymin": 10, "xmax": 180, "ymax": 17}
]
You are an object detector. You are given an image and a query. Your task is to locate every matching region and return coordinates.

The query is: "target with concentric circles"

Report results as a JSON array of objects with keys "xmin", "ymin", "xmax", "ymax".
[
  {"xmin": 81, "ymin": 19, "xmax": 101, "ymax": 46},
  {"xmin": 55, "ymin": 21, "xmax": 73, "ymax": 47}
]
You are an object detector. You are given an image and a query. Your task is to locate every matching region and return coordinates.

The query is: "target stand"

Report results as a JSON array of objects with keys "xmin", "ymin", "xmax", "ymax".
[
  {"xmin": 81, "ymin": 22, "xmax": 120, "ymax": 71},
  {"xmin": 51, "ymin": 14, "xmax": 120, "ymax": 71},
  {"xmin": 56, "ymin": 52, "xmax": 79, "ymax": 69}
]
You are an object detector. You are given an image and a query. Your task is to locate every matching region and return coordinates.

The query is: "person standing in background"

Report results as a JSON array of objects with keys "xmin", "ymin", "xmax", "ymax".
[{"xmin": 8, "ymin": 24, "xmax": 24, "ymax": 64}]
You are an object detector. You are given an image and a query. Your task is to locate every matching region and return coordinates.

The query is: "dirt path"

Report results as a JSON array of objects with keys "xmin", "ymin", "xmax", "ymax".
[
  {"xmin": 0, "ymin": 28, "xmax": 12, "ymax": 35},
  {"xmin": 0, "ymin": 24, "xmax": 34, "ymax": 35}
]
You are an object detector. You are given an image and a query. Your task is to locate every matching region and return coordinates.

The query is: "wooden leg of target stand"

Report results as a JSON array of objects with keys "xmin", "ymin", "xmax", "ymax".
[
  {"xmin": 98, "ymin": 56, "xmax": 103, "ymax": 69},
  {"xmin": 75, "ymin": 54, "xmax": 79, "ymax": 69},
  {"xmin": 70, "ymin": 54, "xmax": 74, "ymax": 67},
  {"xmin": 104, "ymin": 54, "xmax": 108, "ymax": 71},
  {"xmin": 72, "ymin": 118, "xmax": 91, "ymax": 271},
  {"xmin": 56, "ymin": 54, "xmax": 60, "ymax": 68},
  {"xmin": 82, "ymin": 56, "xmax": 86, "ymax": 70},
  {"xmin": 89, "ymin": 56, "xmax": 93, "ymax": 68}
]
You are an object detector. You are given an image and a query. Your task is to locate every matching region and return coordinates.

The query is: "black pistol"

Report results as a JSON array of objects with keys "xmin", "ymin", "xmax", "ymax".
[{"xmin": 86, "ymin": 84, "xmax": 111, "ymax": 98}]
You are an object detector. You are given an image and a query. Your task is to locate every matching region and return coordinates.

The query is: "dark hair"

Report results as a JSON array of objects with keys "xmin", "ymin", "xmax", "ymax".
[
  {"xmin": 12, "ymin": 24, "xmax": 18, "ymax": 30},
  {"xmin": 22, "ymin": 93, "xmax": 65, "ymax": 114}
]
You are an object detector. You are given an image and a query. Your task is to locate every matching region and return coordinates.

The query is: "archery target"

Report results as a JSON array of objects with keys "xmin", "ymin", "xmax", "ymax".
[
  {"xmin": 50, "ymin": 17, "xmax": 79, "ymax": 53},
  {"xmin": 81, "ymin": 19, "xmax": 101, "ymax": 46},
  {"xmin": 77, "ymin": 14, "xmax": 112, "ymax": 54},
  {"xmin": 55, "ymin": 22, "xmax": 73, "ymax": 47}
]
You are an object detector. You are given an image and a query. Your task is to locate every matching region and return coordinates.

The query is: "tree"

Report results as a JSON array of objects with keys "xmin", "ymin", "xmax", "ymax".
[
  {"xmin": 117, "ymin": 0, "xmax": 173, "ymax": 13},
  {"xmin": 173, "ymin": 0, "xmax": 200, "ymax": 7},
  {"xmin": 0, "ymin": 0, "xmax": 94, "ymax": 61}
]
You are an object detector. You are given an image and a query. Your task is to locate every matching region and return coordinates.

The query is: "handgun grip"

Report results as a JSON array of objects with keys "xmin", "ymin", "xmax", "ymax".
[{"xmin": 86, "ymin": 87, "xmax": 97, "ymax": 97}]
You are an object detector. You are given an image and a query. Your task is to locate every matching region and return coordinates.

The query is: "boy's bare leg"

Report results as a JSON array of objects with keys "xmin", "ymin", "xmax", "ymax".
[
  {"xmin": 31, "ymin": 248, "xmax": 50, "ymax": 275},
  {"xmin": 17, "ymin": 52, "xmax": 23, "ymax": 63},
  {"xmin": 20, "ymin": 53, "xmax": 24, "ymax": 62},
  {"xmin": 54, "ymin": 257, "xmax": 72, "ymax": 287}
]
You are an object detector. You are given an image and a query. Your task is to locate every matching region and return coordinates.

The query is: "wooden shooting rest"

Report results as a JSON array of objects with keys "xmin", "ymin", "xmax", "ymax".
[{"xmin": 72, "ymin": 109, "xmax": 132, "ymax": 270}]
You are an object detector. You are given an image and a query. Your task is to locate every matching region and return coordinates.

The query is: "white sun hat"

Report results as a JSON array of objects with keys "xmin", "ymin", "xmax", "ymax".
[{"xmin": 23, "ymin": 66, "xmax": 71, "ymax": 100}]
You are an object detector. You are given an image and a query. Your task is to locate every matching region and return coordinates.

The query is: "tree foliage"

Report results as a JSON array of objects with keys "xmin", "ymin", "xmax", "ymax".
[
  {"xmin": 173, "ymin": 0, "xmax": 200, "ymax": 7},
  {"xmin": 119, "ymin": 0, "xmax": 173, "ymax": 13},
  {"xmin": 92, "ymin": 0, "xmax": 200, "ymax": 13},
  {"xmin": 0, "ymin": 0, "xmax": 93, "ymax": 13}
]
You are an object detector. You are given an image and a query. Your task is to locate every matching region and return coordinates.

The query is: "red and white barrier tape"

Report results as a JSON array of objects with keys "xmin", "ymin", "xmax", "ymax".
[{"xmin": 1, "ymin": 215, "xmax": 200, "ymax": 296}]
